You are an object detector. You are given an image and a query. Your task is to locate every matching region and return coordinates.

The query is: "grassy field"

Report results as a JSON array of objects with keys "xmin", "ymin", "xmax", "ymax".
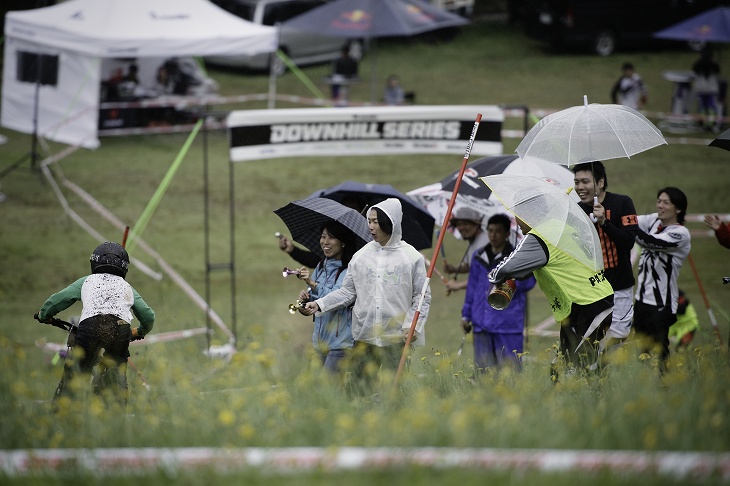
[{"xmin": 1, "ymin": 15, "xmax": 729, "ymax": 484}]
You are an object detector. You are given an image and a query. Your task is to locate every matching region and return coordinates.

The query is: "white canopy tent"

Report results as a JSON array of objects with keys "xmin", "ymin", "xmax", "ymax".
[{"xmin": 1, "ymin": 0, "xmax": 277, "ymax": 148}]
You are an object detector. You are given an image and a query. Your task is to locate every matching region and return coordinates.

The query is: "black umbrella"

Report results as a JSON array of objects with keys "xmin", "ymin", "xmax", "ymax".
[
  {"xmin": 308, "ymin": 180, "xmax": 434, "ymax": 250},
  {"xmin": 274, "ymin": 197, "xmax": 372, "ymax": 259},
  {"xmin": 709, "ymin": 127, "xmax": 730, "ymax": 151}
]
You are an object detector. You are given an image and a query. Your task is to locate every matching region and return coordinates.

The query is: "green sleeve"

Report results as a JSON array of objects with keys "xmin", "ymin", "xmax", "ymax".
[
  {"xmin": 131, "ymin": 287, "xmax": 155, "ymax": 336},
  {"xmin": 38, "ymin": 277, "xmax": 87, "ymax": 320}
]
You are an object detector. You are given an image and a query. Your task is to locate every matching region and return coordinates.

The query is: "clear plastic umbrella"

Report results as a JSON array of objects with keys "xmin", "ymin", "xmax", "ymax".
[
  {"xmin": 407, "ymin": 154, "xmax": 578, "ymax": 230},
  {"xmin": 516, "ymin": 95, "xmax": 667, "ymax": 167},
  {"xmin": 481, "ymin": 174, "xmax": 603, "ymax": 272}
]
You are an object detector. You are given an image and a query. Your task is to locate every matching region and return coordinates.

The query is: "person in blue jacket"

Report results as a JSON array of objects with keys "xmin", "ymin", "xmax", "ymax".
[
  {"xmin": 295, "ymin": 221, "xmax": 356, "ymax": 374},
  {"xmin": 461, "ymin": 214, "xmax": 535, "ymax": 373}
]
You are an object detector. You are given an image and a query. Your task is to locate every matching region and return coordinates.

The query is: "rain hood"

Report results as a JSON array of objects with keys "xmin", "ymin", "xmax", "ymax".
[{"xmin": 316, "ymin": 198, "xmax": 430, "ymax": 346}]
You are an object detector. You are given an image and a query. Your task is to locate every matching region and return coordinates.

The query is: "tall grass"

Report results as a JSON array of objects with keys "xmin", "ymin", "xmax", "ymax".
[
  {"xmin": 1, "ymin": 334, "xmax": 729, "ymax": 451},
  {"xmin": 0, "ymin": 14, "xmax": 729, "ymax": 483}
]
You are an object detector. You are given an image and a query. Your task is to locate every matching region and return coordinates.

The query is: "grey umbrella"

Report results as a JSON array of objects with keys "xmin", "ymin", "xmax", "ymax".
[{"xmin": 274, "ymin": 197, "xmax": 372, "ymax": 259}]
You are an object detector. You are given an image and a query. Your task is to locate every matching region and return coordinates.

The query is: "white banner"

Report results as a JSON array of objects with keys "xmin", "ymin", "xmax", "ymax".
[{"xmin": 227, "ymin": 105, "xmax": 503, "ymax": 162}]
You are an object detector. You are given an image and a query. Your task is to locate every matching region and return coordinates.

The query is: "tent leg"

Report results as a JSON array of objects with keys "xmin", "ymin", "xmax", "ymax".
[{"xmin": 1, "ymin": 79, "xmax": 42, "ymax": 179}]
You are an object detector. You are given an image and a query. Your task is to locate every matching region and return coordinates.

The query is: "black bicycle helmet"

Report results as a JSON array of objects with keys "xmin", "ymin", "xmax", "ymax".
[{"xmin": 90, "ymin": 242, "xmax": 129, "ymax": 278}]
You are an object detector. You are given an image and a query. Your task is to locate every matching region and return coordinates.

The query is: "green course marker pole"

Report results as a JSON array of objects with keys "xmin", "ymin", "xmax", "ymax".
[
  {"xmin": 276, "ymin": 50, "xmax": 329, "ymax": 101},
  {"xmin": 126, "ymin": 118, "xmax": 203, "ymax": 253}
]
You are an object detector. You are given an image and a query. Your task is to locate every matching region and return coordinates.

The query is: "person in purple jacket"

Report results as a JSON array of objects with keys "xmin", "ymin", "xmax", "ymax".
[{"xmin": 460, "ymin": 214, "xmax": 536, "ymax": 373}]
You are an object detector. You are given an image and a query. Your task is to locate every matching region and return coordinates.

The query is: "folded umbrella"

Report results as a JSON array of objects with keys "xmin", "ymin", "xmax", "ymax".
[{"xmin": 274, "ymin": 198, "xmax": 372, "ymax": 259}]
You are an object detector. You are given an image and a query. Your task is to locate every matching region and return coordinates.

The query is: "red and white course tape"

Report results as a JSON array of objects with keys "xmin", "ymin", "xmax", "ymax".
[{"xmin": 1, "ymin": 447, "xmax": 729, "ymax": 479}]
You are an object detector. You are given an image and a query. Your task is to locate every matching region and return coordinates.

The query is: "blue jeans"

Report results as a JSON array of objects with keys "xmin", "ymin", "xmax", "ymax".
[
  {"xmin": 317, "ymin": 348, "xmax": 347, "ymax": 374},
  {"xmin": 473, "ymin": 331, "xmax": 523, "ymax": 372}
]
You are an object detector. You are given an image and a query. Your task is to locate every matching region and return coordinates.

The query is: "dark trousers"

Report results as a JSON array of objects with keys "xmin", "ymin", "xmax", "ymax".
[
  {"xmin": 53, "ymin": 314, "xmax": 131, "ymax": 407},
  {"xmin": 345, "ymin": 341, "xmax": 403, "ymax": 395},
  {"xmin": 633, "ymin": 300, "xmax": 677, "ymax": 373},
  {"xmin": 559, "ymin": 297, "xmax": 613, "ymax": 371}
]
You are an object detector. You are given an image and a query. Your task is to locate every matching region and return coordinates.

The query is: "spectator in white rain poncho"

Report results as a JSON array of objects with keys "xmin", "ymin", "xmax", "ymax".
[{"xmin": 304, "ymin": 198, "xmax": 430, "ymax": 391}]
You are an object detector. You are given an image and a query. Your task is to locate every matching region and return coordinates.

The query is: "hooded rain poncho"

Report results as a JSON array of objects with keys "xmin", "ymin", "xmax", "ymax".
[{"xmin": 315, "ymin": 198, "xmax": 430, "ymax": 347}]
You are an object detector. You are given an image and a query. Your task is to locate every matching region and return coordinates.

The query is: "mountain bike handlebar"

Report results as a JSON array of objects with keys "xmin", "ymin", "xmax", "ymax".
[
  {"xmin": 33, "ymin": 313, "xmax": 144, "ymax": 341},
  {"xmin": 34, "ymin": 313, "xmax": 75, "ymax": 333}
]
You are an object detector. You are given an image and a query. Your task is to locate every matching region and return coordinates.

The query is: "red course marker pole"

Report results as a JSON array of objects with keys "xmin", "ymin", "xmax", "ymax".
[{"xmin": 392, "ymin": 113, "xmax": 483, "ymax": 391}]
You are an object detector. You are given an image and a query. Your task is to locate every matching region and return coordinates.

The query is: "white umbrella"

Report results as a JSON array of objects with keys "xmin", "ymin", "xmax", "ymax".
[
  {"xmin": 407, "ymin": 154, "xmax": 578, "ymax": 231},
  {"xmin": 516, "ymin": 95, "xmax": 667, "ymax": 167},
  {"xmin": 481, "ymin": 174, "xmax": 603, "ymax": 272}
]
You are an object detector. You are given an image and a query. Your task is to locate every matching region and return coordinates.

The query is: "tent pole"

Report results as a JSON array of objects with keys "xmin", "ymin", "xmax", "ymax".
[
  {"xmin": 370, "ymin": 39, "xmax": 377, "ymax": 104},
  {"xmin": 229, "ymin": 138, "xmax": 238, "ymax": 347},
  {"xmin": 268, "ymin": 24, "xmax": 282, "ymax": 109},
  {"xmin": 1, "ymin": 57, "xmax": 42, "ymax": 179},
  {"xmin": 30, "ymin": 74, "xmax": 41, "ymax": 172},
  {"xmin": 203, "ymin": 114, "xmax": 213, "ymax": 353}
]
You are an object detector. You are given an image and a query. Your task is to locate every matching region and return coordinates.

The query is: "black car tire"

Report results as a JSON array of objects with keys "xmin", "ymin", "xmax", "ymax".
[{"xmin": 593, "ymin": 30, "xmax": 616, "ymax": 56}]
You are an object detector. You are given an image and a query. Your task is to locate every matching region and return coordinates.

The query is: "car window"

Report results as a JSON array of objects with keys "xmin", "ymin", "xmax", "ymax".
[
  {"xmin": 262, "ymin": 0, "xmax": 326, "ymax": 26},
  {"xmin": 211, "ymin": 0, "xmax": 256, "ymax": 22}
]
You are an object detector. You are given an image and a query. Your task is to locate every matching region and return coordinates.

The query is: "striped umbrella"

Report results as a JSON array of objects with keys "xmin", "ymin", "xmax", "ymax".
[{"xmin": 274, "ymin": 197, "xmax": 371, "ymax": 259}]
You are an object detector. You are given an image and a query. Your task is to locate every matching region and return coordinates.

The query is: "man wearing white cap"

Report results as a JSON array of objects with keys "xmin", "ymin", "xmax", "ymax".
[{"xmin": 444, "ymin": 206, "xmax": 490, "ymax": 293}]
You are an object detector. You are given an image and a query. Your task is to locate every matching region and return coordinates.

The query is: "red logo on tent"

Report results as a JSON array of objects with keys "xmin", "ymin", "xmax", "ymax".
[
  {"xmin": 332, "ymin": 9, "xmax": 372, "ymax": 31},
  {"xmin": 697, "ymin": 25, "xmax": 712, "ymax": 35},
  {"xmin": 405, "ymin": 5, "xmax": 435, "ymax": 24}
]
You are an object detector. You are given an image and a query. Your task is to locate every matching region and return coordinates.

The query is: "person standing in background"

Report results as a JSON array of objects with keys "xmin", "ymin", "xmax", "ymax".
[
  {"xmin": 383, "ymin": 75, "xmax": 405, "ymax": 105},
  {"xmin": 330, "ymin": 45, "xmax": 358, "ymax": 105},
  {"xmin": 610, "ymin": 62, "xmax": 647, "ymax": 110},
  {"xmin": 444, "ymin": 207, "xmax": 490, "ymax": 294},
  {"xmin": 692, "ymin": 48, "xmax": 722, "ymax": 132},
  {"xmin": 461, "ymin": 213, "xmax": 536, "ymax": 373}
]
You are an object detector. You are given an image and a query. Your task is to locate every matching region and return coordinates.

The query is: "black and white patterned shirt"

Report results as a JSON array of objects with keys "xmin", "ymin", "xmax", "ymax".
[{"xmin": 634, "ymin": 213, "xmax": 691, "ymax": 313}]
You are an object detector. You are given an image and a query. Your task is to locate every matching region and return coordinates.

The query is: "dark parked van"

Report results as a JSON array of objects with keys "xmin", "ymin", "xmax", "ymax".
[{"xmin": 520, "ymin": 0, "xmax": 722, "ymax": 56}]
